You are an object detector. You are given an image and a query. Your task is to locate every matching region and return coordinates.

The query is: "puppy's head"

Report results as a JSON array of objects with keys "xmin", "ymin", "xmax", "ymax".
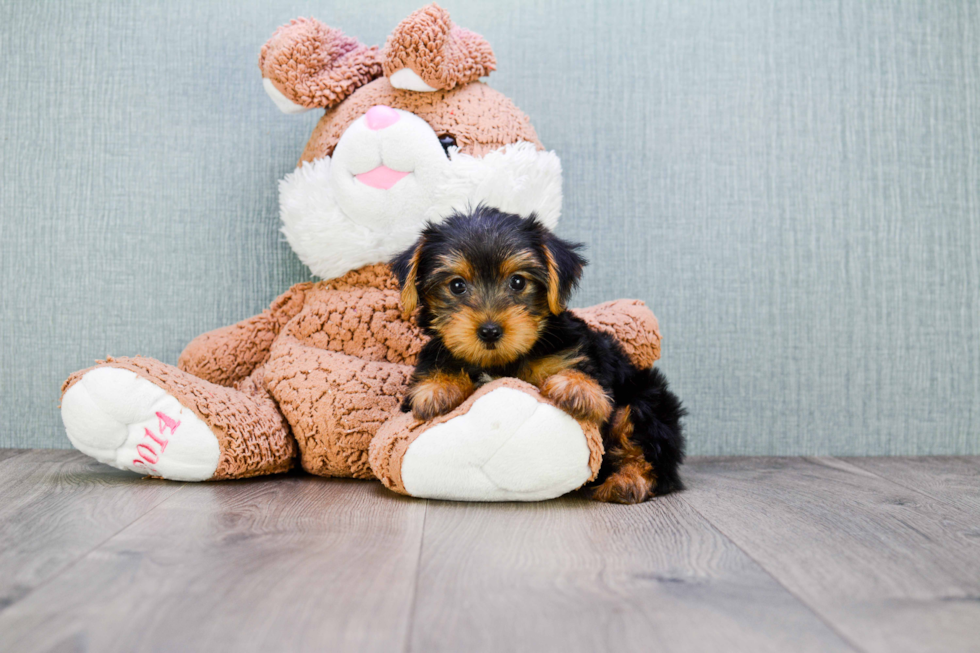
[{"xmin": 392, "ymin": 206, "xmax": 585, "ymax": 368}]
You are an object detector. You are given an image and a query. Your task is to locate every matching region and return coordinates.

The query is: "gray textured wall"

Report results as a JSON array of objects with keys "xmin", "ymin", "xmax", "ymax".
[{"xmin": 2, "ymin": 0, "xmax": 978, "ymax": 454}]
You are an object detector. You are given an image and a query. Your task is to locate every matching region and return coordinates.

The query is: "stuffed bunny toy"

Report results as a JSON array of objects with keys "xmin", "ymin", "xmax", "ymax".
[{"xmin": 60, "ymin": 4, "xmax": 662, "ymax": 501}]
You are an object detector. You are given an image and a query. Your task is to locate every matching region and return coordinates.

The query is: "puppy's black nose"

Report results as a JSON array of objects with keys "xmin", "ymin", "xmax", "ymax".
[{"xmin": 477, "ymin": 323, "xmax": 503, "ymax": 344}]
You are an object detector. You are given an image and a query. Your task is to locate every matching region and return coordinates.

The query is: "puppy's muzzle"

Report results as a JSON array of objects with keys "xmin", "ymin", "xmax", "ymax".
[{"xmin": 477, "ymin": 322, "xmax": 503, "ymax": 346}]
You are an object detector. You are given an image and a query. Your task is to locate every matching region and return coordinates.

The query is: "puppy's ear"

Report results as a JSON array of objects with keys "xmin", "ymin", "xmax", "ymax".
[
  {"xmin": 541, "ymin": 232, "xmax": 586, "ymax": 315},
  {"xmin": 391, "ymin": 236, "xmax": 426, "ymax": 320}
]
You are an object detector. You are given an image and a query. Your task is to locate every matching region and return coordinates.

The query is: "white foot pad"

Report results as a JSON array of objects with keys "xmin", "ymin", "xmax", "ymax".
[
  {"xmin": 61, "ymin": 367, "xmax": 220, "ymax": 481},
  {"xmin": 400, "ymin": 387, "xmax": 593, "ymax": 501}
]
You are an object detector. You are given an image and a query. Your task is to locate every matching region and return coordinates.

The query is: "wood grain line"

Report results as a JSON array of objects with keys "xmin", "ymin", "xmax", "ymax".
[
  {"xmin": 5, "ymin": 452, "xmax": 979, "ymax": 652},
  {"xmin": 407, "ymin": 493, "xmax": 856, "ymax": 653},
  {"xmin": 0, "ymin": 449, "xmax": 29, "ymax": 465},
  {"xmin": 681, "ymin": 456, "xmax": 980, "ymax": 653},
  {"xmin": 403, "ymin": 500, "xmax": 428, "ymax": 653},
  {"xmin": 0, "ymin": 475, "xmax": 426, "ymax": 653},
  {"xmin": 0, "ymin": 450, "xmax": 183, "ymax": 613},
  {"xmin": 838, "ymin": 456, "xmax": 980, "ymax": 517}
]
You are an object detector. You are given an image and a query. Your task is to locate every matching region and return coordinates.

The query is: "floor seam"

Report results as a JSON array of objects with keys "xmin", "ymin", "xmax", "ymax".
[
  {"xmin": 0, "ymin": 449, "xmax": 31, "ymax": 468},
  {"xmin": 822, "ymin": 455, "xmax": 979, "ymax": 517},
  {"xmin": 402, "ymin": 499, "xmax": 428, "ymax": 653},
  {"xmin": 677, "ymin": 490, "xmax": 869, "ymax": 653},
  {"xmin": 0, "ymin": 480, "xmax": 187, "ymax": 617}
]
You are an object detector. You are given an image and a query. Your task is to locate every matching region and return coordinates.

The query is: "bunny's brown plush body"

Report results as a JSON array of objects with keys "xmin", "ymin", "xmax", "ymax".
[{"xmin": 60, "ymin": 5, "xmax": 663, "ymax": 501}]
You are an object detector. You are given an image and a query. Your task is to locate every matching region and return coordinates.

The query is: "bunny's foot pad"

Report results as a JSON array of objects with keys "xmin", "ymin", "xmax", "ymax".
[
  {"xmin": 61, "ymin": 366, "xmax": 220, "ymax": 481},
  {"xmin": 370, "ymin": 379, "xmax": 603, "ymax": 501}
]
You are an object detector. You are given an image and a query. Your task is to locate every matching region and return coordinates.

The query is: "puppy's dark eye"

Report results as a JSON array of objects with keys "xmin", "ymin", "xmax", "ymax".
[
  {"xmin": 438, "ymin": 134, "xmax": 457, "ymax": 157},
  {"xmin": 449, "ymin": 278, "xmax": 467, "ymax": 295},
  {"xmin": 508, "ymin": 275, "xmax": 526, "ymax": 292}
]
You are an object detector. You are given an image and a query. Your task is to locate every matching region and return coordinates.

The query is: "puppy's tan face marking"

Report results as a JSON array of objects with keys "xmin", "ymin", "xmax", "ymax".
[
  {"xmin": 432, "ymin": 251, "xmax": 475, "ymax": 281},
  {"xmin": 420, "ymin": 248, "xmax": 551, "ymax": 368},
  {"xmin": 437, "ymin": 304, "xmax": 541, "ymax": 367},
  {"xmin": 498, "ymin": 250, "xmax": 539, "ymax": 279}
]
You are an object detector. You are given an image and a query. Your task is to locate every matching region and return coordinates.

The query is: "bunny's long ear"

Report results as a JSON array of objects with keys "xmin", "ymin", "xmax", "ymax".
[
  {"xmin": 382, "ymin": 4, "xmax": 496, "ymax": 92},
  {"xmin": 259, "ymin": 18, "xmax": 384, "ymax": 114}
]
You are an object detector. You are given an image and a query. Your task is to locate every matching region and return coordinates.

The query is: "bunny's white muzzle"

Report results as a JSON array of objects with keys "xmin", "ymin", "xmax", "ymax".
[{"xmin": 278, "ymin": 106, "xmax": 563, "ymax": 280}]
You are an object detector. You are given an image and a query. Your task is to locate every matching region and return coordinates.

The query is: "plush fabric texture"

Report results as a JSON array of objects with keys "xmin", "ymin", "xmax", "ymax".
[
  {"xmin": 256, "ymin": 265, "xmax": 655, "ymax": 479},
  {"xmin": 61, "ymin": 366, "xmax": 222, "ymax": 481},
  {"xmin": 178, "ymin": 283, "xmax": 313, "ymax": 387},
  {"xmin": 301, "ymin": 78, "xmax": 541, "ymax": 161},
  {"xmin": 266, "ymin": 342, "xmax": 413, "ymax": 478},
  {"xmin": 59, "ymin": 264, "xmax": 659, "ymax": 487},
  {"xmin": 272, "ymin": 265, "xmax": 420, "ymax": 364},
  {"xmin": 55, "ymin": 5, "xmax": 669, "ymax": 501},
  {"xmin": 261, "ymin": 265, "xmax": 420, "ymax": 478},
  {"xmin": 279, "ymin": 141, "xmax": 562, "ymax": 280},
  {"xmin": 382, "ymin": 4, "xmax": 496, "ymax": 91},
  {"xmin": 259, "ymin": 18, "xmax": 383, "ymax": 110},
  {"xmin": 572, "ymin": 300, "xmax": 662, "ymax": 371},
  {"xmin": 370, "ymin": 377, "xmax": 603, "ymax": 498},
  {"xmin": 63, "ymin": 356, "xmax": 296, "ymax": 480}
]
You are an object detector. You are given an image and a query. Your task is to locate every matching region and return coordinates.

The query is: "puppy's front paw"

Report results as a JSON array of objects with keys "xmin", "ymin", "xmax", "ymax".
[
  {"xmin": 589, "ymin": 468, "xmax": 655, "ymax": 504},
  {"xmin": 540, "ymin": 370, "xmax": 612, "ymax": 424},
  {"xmin": 407, "ymin": 372, "xmax": 474, "ymax": 421}
]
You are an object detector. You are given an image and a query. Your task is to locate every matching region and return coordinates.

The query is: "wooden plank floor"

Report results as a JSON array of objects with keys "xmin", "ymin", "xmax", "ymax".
[{"xmin": 0, "ymin": 452, "xmax": 977, "ymax": 653}]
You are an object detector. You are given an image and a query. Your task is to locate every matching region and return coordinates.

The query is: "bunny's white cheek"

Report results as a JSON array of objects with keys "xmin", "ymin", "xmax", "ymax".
[
  {"xmin": 276, "ymin": 107, "xmax": 563, "ymax": 281},
  {"xmin": 426, "ymin": 143, "xmax": 564, "ymax": 231}
]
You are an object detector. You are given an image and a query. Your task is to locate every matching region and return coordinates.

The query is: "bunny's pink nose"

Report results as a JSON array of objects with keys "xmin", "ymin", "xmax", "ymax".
[{"xmin": 364, "ymin": 105, "xmax": 400, "ymax": 130}]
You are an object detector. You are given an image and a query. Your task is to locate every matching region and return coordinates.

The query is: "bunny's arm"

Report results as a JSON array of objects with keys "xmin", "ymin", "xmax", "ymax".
[
  {"xmin": 571, "ymin": 299, "xmax": 662, "ymax": 369},
  {"xmin": 177, "ymin": 283, "xmax": 313, "ymax": 387}
]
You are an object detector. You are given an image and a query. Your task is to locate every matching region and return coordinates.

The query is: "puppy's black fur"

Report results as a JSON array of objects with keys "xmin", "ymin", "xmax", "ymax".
[{"xmin": 392, "ymin": 206, "xmax": 686, "ymax": 501}]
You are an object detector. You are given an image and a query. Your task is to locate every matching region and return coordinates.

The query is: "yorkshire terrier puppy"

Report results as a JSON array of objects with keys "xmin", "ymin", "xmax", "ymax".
[{"xmin": 391, "ymin": 206, "xmax": 686, "ymax": 503}]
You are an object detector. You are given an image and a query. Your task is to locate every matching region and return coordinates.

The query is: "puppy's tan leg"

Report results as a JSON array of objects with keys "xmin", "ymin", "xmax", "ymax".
[
  {"xmin": 540, "ymin": 369, "xmax": 612, "ymax": 424},
  {"xmin": 589, "ymin": 407, "xmax": 656, "ymax": 504},
  {"xmin": 517, "ymin": 350, "xmax": 585, "ymax": 388},
  {"xmin": 407, "ymin": 371, "xmax": 474, "ymax": 421}
]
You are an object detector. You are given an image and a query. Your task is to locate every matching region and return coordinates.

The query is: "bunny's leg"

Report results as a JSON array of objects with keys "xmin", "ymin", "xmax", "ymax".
[
  {"xmin": 61, "ymin": 357, "xmax": 295, "ymax": 481},
  {"xmin": 262, "ymin": 337, "xmax": 602, "ymax": 500}
]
